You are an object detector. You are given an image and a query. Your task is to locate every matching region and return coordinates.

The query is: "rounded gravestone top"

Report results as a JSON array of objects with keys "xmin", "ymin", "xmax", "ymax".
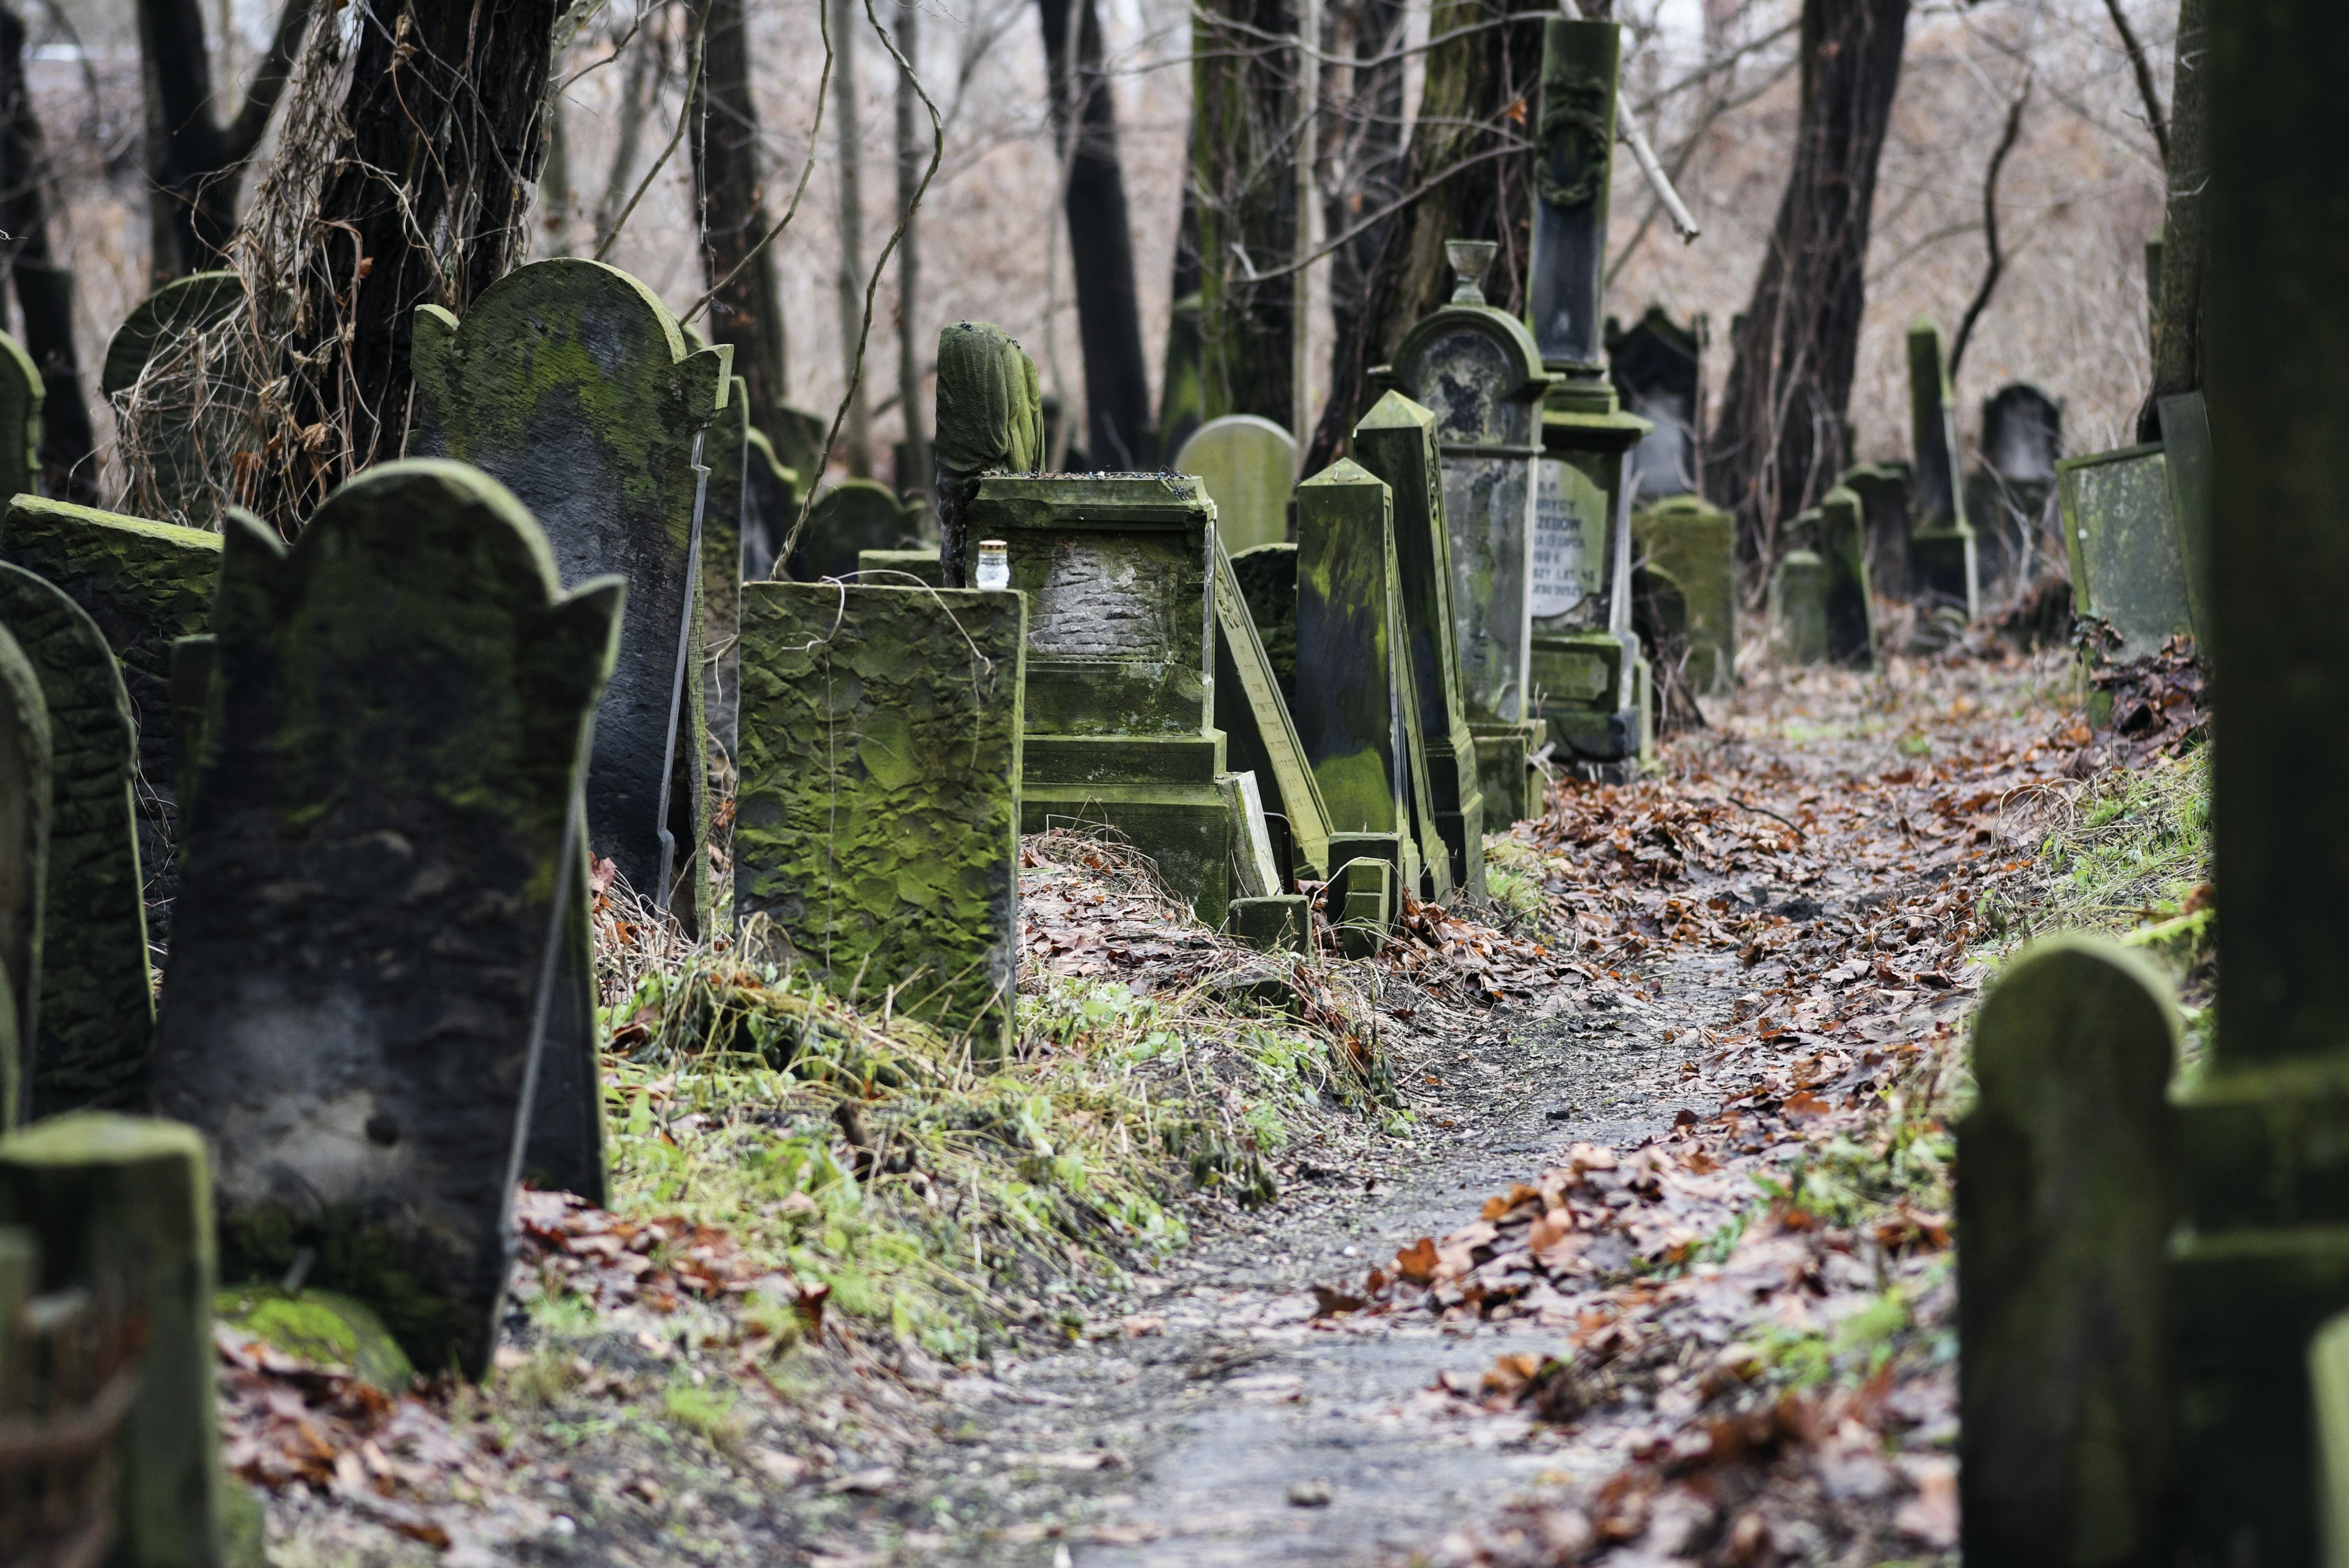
[
  {"xmin": 102, "ymin": 272, "xmax": 246, "ymax": 400},
  {"xmin": 1174, "ymin": 415, "xmax": 1296, "ymax": 554}
]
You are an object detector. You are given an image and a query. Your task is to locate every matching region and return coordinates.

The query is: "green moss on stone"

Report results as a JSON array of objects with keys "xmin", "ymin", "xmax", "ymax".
[{"xmin": 215, "ymin": 1285, "xmax": 415, "ymax": 1391}]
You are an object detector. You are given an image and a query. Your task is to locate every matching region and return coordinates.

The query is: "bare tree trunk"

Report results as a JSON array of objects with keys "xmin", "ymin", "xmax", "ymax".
[
  {"xmin": 690, "ymin": 0, "xmax": 789, "ymax": 438},
  {"xmin": 595, "ymin": 26, "xmax": 663, "ymax": 256},
  {"xmin": 2138, "ymin": 0, "xmax": 2203, "ymax": 441},
  {"xmin": 0, "ymin": 4, "xmax": 94, "ymax": 500},
  {"xmin": 832, "ymin": 0, "xmax": 872, "ymax": 477},
  {"xmin": 1158, "ymin": 171, "xmax": 1204, "ymax": 457},
  {"xmin": 1704, "ymin": 0, "xmax": 1909, "ymax": 565},
  {"xmin": 136, "ymin": 0, "xmax": 312, "ymax": 280},
  {"xmin": 1303, "ymin": 0, "xmax": 1404, "ymax": 470},
  {"xmin": 892, "ymin": 0, "xmax": 929, "ymax": 497},
  {"xmin": 540, "ymin": 94, "xmax": 575, "ymax": 258},
  {"xmin": 1040, "ymin": 0, "xmax": 1152, "ymax": 467},
  {"xmin": 257, "ymin": 0, "xmax": 562, "ymax": 526},
  {"xmin": 1312, "ymin": 0, "xmax": 1547, "ymax": 460},
  {"xmin": 1192, "ymin": 0, "xmax": 1298, "ymax": 427}
]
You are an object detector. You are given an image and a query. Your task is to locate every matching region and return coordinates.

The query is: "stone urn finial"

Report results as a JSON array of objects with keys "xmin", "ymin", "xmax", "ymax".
[{"xmin": 1446, "ymin": 239, "xmax": 1498, "ymax": 306}]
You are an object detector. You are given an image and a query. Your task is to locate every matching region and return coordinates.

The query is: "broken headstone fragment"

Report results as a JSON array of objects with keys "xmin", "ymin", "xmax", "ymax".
[{"xmin": 149, "ymin": 461, "xmax": 622, "ymax": 1380}]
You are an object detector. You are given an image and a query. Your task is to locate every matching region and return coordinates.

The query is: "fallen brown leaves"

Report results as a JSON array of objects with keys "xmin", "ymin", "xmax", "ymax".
[{"xmin": 511, "ymin": 1187, "xmax": 812, "ymax": 1322}]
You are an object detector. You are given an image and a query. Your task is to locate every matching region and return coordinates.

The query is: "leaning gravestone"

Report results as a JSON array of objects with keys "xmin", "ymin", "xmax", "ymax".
[
  {"xmin": 0, "ymin": 1113, "xmax": 226, "ymax": 1566},
  {"xmin": 100, "ymin": 271, "xmax": 248, "ymax": 530},
  {"xmin": 735, "ymin": 582, "xmax": 1025, "ymax": 1060},
  {"xmin": 2057, "ymin": 444, "xmax": 2191, "ymax": 663},
  {"xmin": 1212, "ymin": 539, "xmax": 1332, "ymax": 883},
  {"xmin": 0, "ymin": 566, "xmax": 150, "ymax": 1117},
  {"xmin": 1294, "ymin": 459, "xmax": 1448, "ymax": 913},
  {"xmin": 1176, "ymin": 415, "xmax": 1295, "ymax": 554},
  {"xmin": 1606, "ymin": 305, "xmax": 1702, "ymax": 504},
  {"xmin": 800, "ymin": 480, "xmax": 924, "ymax": 583},
  {"xmin": 967, "ymin": 474, "xmax": 1233, "ymax": 923},
  {"xmin": 408, "ymin": 256, "xmax": 725, "ymax": 934},
  {"xmin": 933, "ymin": 322, "xmax": 1044, "ymax": 586},
  {"xmin": 149, "ymin": 461, "xmax": 622, "ymax": 1379},
  {"xmin": 1353, "ymin": 391, "xmax": 1486, "ymax": 896},
  {"xmin": 1632, "ymin": 495, "xmax": 1735, "ymax": 694},
  {"xmin": 0, "ymin": 624, "xmax": 43, "ymax": 1129},
  {"xmin": 1959, "ymin": 937, "xmax": 2176, "ymax": 1567},
  {"xmin": 0, "ymin": 497, "xmax": 218, "ymax": 934}
]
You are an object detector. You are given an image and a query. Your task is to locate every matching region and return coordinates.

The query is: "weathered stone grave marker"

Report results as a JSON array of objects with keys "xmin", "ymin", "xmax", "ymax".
[
  {"xmin": 1230, "ymin": 542, "xmax": 1299, "ymax": 703},
  {"xmin": 1816, "ymin": 486, "xmax": 1874, "ymax": 666},
  {"xmin": 2056, "ymin": 444, "xmax": 2190, "ymax": 663},
  {"xmin": 1631, "ymin": 494, "xmax": 1734, "ymax": 695},
  {"xmin": 0, "ymin": 623, "xmax": 43, "ymax": 1129},
  {"xmin": 800, "ymin": 480, "xmax": 926, "ymax": 584},
  {"xmin": 934, "ymin": 322, "xmax": 1044, "ymax": 585},
  {"xmin": 1839, "ymin": 460, "xmax": 1914, "ymax": 602},
  {"xmin": 1353, "ymin": 391, "xmax": 1486, "ymax": 895},
  {"xmin": 408, "ymin": 256, "xmax": 724, "ymax": 933},
  {"xmin": 1524, "ymin": 17, "xmax": 1652, "ymax": 779},
  {"xmin": 702, "ymin": 373, "xmax": 751, "ymax": 762},
  {"xmin": 2156, "ymin": 391, "xmax": 2214, "ymax": 655},
  {"xmin": 0, "ymin": 565, "xmax": 150, "ymax": 1117},
  {"xmin": 1212, "ymin": 538, "xmax": 1332, "ymax": 886},
  {"xmin": 858, "ymin": 547, "xmax": 945, "ymax": 585},
  {"xmin": 0, "ymin": 332, "xmax": 40, "ymax": 510},
  {"xmin": 967, "ymin": 474, "xmax": 1233, "ymax": 922},
  {"xmin": 1769, "ymin": 550, "xmax": 1827, "ymax": 666},
  {"xmin": 1176, "ymin": 415, "xmax": 1295, "ymax": 554},
  {"xmin": 100, "ymin": 271, "xmax": 248, "ymax": 530},
  {"xmin": 0, "ymin": 1112, "xmax": 226, "ymax": 1564},
  {"xmin": 150, "ymin": 462, "xmax": 621, "ymax": 1378},
  {"xmin": 1907, "ymin": 319, "xmax": 1980, "ymax": 616},
  {"xmin": 733, "ymin": 581, "xmax": 1025, "ymax": 1060},
  {"xmin": 1968, "ymin": 382, "xmax": 2062, "ymax": 586},
  {"xmin": 1606, "ymin": 305, "xmax": 1701, "ymax": 504},
  {"xmin": 741, "ymin": 425, "xmax": 800, "ymax": 584},
  {"xmin": 1958, "ymin": 936, "xmax": 2178, "ymax": 1565}
]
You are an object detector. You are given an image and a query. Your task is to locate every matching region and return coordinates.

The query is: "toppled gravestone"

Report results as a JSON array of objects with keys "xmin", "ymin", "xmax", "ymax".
[
  {"xmin": 1353, "ymin": 391, "xmax": 1486, "ymax": 897},
  {"xmin": 1959, "ymin": 936, "xmax": 2178, "ymax": 1567},
  {"xmin": 409, "ymin": 256, "xmax": 725, "ymax": 934},
  {"xmin": 1176, "ymin": 415, "xmax": 1295, "ymax": 554},
  {"xmin": 0, "ymin": 1112, "xmax": 227, "ymax": 1564},
  {"xmin": 0, "ymin": 497, "xmax": 217, "ymax": 932},
  {"xmin": 0, "ymin": 565, "xmax": 150, "ymax": 1116},
  {"xmin": 149, "ymin": 461, "xmax": 622, "ymax": 1378},
  {"xmin": 0, "ymin": 621, "xmax": 44, "ymax": 1129},
  {"xmin": 733, "ymin": 582, "xmax": 1025, "ymax": 1061},
  {"xmin": 2057, "ymin": 443, "xmax": 2192, "ymax": 663},
  {"xmin": 967, "ymin": 474, "xmax": 1233, "ymax": 923}
]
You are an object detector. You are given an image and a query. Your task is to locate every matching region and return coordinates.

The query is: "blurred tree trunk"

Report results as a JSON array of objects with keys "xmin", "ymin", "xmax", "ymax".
[
  {"xmin": 1312, "ymin": 0, "xmax": 1546, "ymax": 461},
  {"xmin": 593, "ymin": 24, "xmax": 663, "ymax": 254},
  {"xmin": 2137, "ymin": 0, "xmax": 2203, "ymax": 441},
  {"xmin": 1303, "ymin": 0, "xmax": 1405, "ymax": 471},
  {"xmin": 690, "ymin": 0, "xmax": 789, "ymax": 439},
  {"xmin": 832, "ymin": 0, "xmax": 872, "ymax": 477},
  {"xmin": 258, "ymin": 0, "xmax": 562, "ymax": 525},
  {"xmin": 540, "ymin": 97, "xmax": 576, "ymax": 258},
  {"xmin": 1158, "ymin": 171, "xmax": 1203, "ymax": 458},
  {"xmin": 894, "ymin": 0, "xmax": 928, "ymax": 497},
  {"xmin": 0, "ymin": 4, "xmax": 94, "ymax": 500},
  {"xmin": 1041, "ymin": 0, "xmax": 1152, "ymax": 468},
  {"xmin": 1704, "ymin": 0, "xmax": 1909, "ymax": 564},
  {"xmin": 1192, "ymin": 0, "xmax": 1298, "ymax": 427},
  {"xmin": 137, "ymin": 0, "xmax": 312, "ymax": 281}
]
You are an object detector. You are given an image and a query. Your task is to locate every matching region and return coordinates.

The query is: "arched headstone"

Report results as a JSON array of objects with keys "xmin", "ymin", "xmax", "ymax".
[
  {"xmin": 1632, "ymin": 495, "xmax": 1734, "ymax": 695},
  {"xmin": 150, "ymin": 461, "xmax": 622, "ymax": 1380},
  {"xmin": 1175, "ymin": 415, "xmax": 1295, "ymax": 554},
  {"xmin": 1607, "ymin": 305, "xmax": 1702, "ymax": 503},
  {"xmin": 800, "ymin": 480, "xmax": 923, "ymax": 584},
  {"xmin": 100, "ymin": 271, "xmax": 248, "ymax": 530}
]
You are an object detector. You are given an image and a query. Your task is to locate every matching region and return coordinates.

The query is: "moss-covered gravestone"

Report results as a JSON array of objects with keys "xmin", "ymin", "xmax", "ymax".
[
  {"xmin": 1839, "ymin": 461, "xmax": 1914, "ymax": 602},
  {"xmin": 1770, "ymin": 551, "xmax": 1827, "ymax": 666},
  {"xmin": 1907, "ymin": 319, "xmax": 1980, "ymax": 618},
  {"xmin": 858, "ymin": 548, "xmax": 945, "ymax": 585},
  {"xmin": 800, "ymin": 480, "xmax": 924, "ymax": 583},
  {"xmin": 0, "ymin": 565, "xmax": 150, "ymax": 1116},
  {"xmin": 2156, "ymin": 392, "xmax": 2214, "ymax": 656},
  {"xmin": 1958, "ymin": 937, "xmax": 2178, "ymax": 1566},
  {"xmin": 1176, "ymin": 415, "xmax": 1295, "ymax": 554},
  {"xmin": 934, "ymin": 322, "xmax": 1044, "ymax": 585},
  {"xmin": 1353, "ymin": 392, "xmax": 1487, "ymax": 896},
  {"xmin": 1633, "ymin": 496, "xmax": 1734, "ymax": 695},
  {"xmin": 968, "ymin": 474, "xmax": 1234, "ymax": 923},
  {"xmin": 149, "ymin": 462, "xmax": 622, "ymax": 1380},
  {"xmin": 0, "ymin": 497, "xmax": 218, "ymax": 934},
  {"xmin": 1967, "ymin": 382, "xmax": 2063, "ymax": 597},
  {"xmin": 100, "ymin": 272, "xmax": 249, "ymax": 530},
  {"xmin": 735, "ymin": 582, "xmax": 1025, "ymax": 1058},
  {"xmin": 0, "ymin": 624, "xmax": 44, "ymax": 1129},
  {"xmin": 0, "ymin": 1113, "xmax": 225, "ymax": 1566},
  {"xmin": 702, "ymin": 376, "xmax": 751, "ymax": 762},
  {"xmin": 1294, "ymin": 460, "xmax": 1449, "ymax": 915},
  {"xmin": 0, "ymin": 330, "xmax": 40, "ymax": 507},
  {"xmin": 1230, "ymin": 543, "xmax": 1298, "ymax": 702},
  {"xmin": 2058, "ymin": 444, "xmax": 2192, "ymax": 664},
  {"xmin": 407, "ymin": 256, "xmax": 724, "ymax": 934},
  {"xmin": 1814, "ymin": 487, "xmax": 1874, "ymax": 668},
  {"xmin": 742, "ymin": 425, "xmax": 800, "ymax": 584},
  {"xmin": 1212, "ymin": 539, "xmax": 1330, "ymax": 885}
]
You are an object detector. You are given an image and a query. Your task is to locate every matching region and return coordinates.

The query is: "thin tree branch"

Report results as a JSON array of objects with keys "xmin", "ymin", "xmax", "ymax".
[
  {"xmin": 681, "ymin": 0, "xmax": 833, "ymax": 324},
  {"xmin": 221, "ymin": 0, "xmax": 316, "ymax": 160},
  {"xmin": 596, "ymin": 0, "xmax": 710, "ymax": 261},
  {"xmin": 2101, "ymin": 0, "xmax": 2169, "ymax": 166},
  {"xmin": 1950, "ymin": 75, "xmax": 2032, "ymax": 381}
]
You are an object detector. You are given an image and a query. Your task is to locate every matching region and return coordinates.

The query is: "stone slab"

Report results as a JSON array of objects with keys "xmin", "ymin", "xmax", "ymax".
[
  {"xmin": 2057, "ymin": 444, "xmax": 2191, "ymax": 663},
  {"xmin": 1176, "ymin": 415, "xmax": 1295, "ymax": 554},
  {"xmin": 1211, "ymin": 539, "xmax": 1329, "ymax": 881},
  {"xmin": 1632, "ymin": 496, "xmax": 1734, "ymax": 694}
]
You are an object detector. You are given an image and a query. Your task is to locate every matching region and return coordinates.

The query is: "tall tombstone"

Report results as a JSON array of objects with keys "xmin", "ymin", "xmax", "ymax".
[
  {"xmin": 2055, "ymin": 444, "xmax": 2190, "ymax": 663},
  {"xmin": 1632, "ymin": 494, "xmax": 1735, "ymax": 695},
  {"xmin": 1381, "ymin": 242, "xmax": 1551, "ymax": 821},
  {"xmin": 1606, "ymin": 305, "xmax": 1702, "ymax": 503},
  {"xmin": 1211, "ymin": 540, "xmax": 1332, "ymax": 883},
  {"xmin": 99, "ymin": 272, "xmax": 248, "ymax": 530},
  {"xmin": 0, "ymin": 567, "xmax": 150, "ymax": 1116},
  {"xmin": 0, "ymin": 330, "xmax": 40, "ymax": 508},
  {"xmin": 2156, "ymin": 392, "xmax": 2215, "ymax": 655},
  {"xmin": 0, "ymin": 1113, "xmax": 226, "ymax": 1567},
  {"xmin": 1175, "ymin": 415, "xmax": 1296, "ymax": 554},
  {"xmin": 798, "ymin": 480, "xmax": 925, "ymax": 583},
  {"xmin": 1293, "ymin": 459, "xmax": 1449, "ymax": 915},
  {"xmin": 1965, "ymin": 384, "xmax": 2063, "ymax": 598},
  {"xmin": 967, "ymin": 474, "xmax": 1233, "ymax": 923},
  {"xmin": 1906, "ymin": 319, "xmax": 1980, "ymax": 617},
  {"xmin": 1839, "ymin": 460, "xmax": 1915, "ymax": 601},
  {"xmin": 701, "ymin": 373, "xmax": 751, "ymax": 763},
  {"xmin": 1524, "ymin": 17, "xmax": 1653, "ymax": 780},
  {"xmin": 0, "ymin": 498, "xmax": 218, "ymax": 935},
  {"xmin": 407, "ymin": 256, "xmax": 725, "ymax": 934},
  {"xmin": 735, "ymin": 583, "xmax": 1023, "ymax": 1059},
  {"xmin": 1815, "ymin": 486, "xmax": 1874, "ymax": 667},
  {"xmin": 1958, "ymin": 937, "xmax": 2178, "ymax": 1566},
  {"xmin": 2168, "ymin": 9, "xmax": 2349, "ymax": 1552},
  {"xmin": 1353, "ymin": 392, "xmax": 1487, "ymax": 896},
  {"xmin": 149, "ymin": 462, "xmax": 622, "ymax": 1380},
  {"xmin": 933, "ymin": 322, "xmax": 1044, "ymax": 587},
  {"xmin": 0, "ymin": 626, "xmax": 42, "ymax": 1130}
]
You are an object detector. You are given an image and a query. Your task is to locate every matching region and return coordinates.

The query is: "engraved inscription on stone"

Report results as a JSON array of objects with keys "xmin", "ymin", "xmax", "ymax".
[
  {"xmin": 1531, "ymin": 458, "xmax": 1606, "ymax": 621},
  {"xmin": 1030, "ymin": 538, "xmax": 1176, "ymax": 659}
]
